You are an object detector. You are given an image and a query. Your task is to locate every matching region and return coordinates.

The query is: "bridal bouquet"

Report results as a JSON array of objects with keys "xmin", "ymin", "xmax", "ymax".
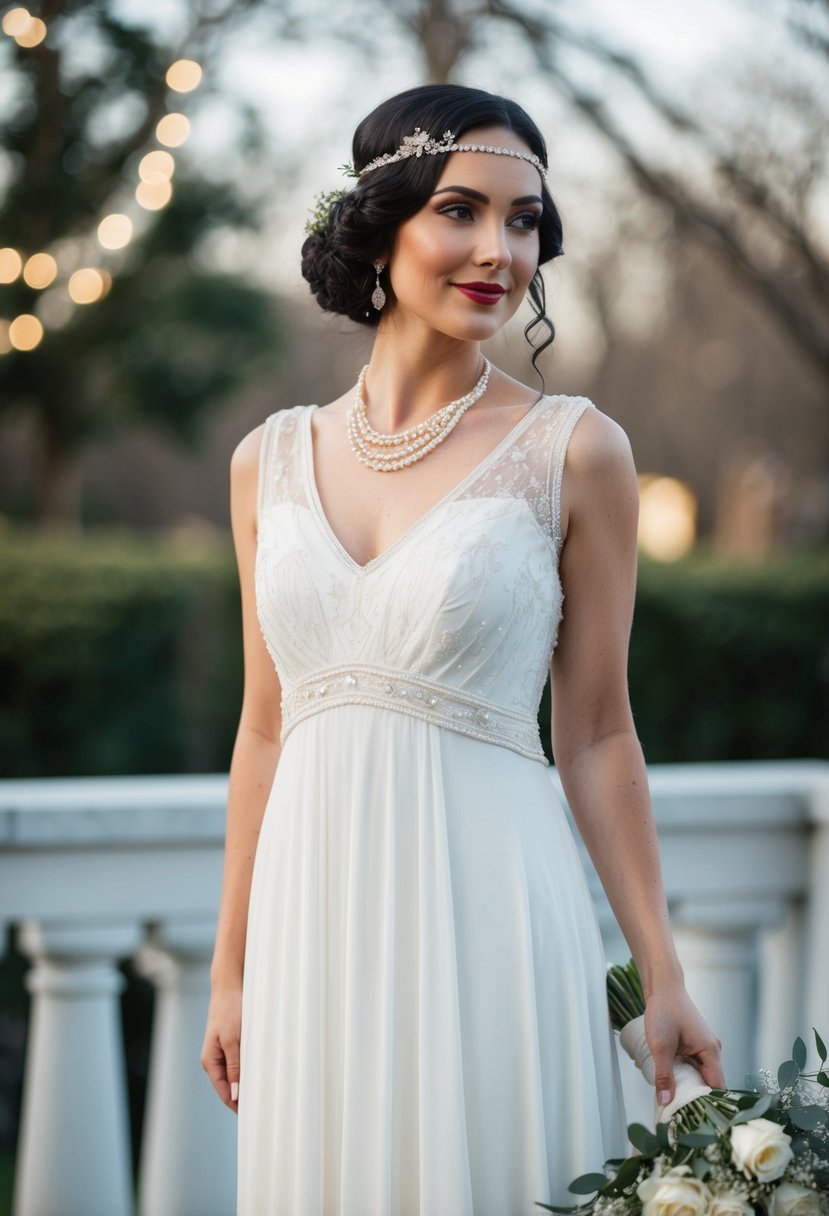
[{"xmin": 536, "ymin": 959, "xmax": 829, "ymax": 1215}]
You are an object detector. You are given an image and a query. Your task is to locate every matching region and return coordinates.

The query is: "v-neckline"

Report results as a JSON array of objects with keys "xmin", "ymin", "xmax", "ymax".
[{"xmin": 303, "ymin": 394, "xmax": 552, "ymax": 576}]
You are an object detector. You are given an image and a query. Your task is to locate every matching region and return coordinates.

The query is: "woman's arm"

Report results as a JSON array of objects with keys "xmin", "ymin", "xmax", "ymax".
[
  {"xmin": 201, "ymin": 421, "xmax": 283, "ymax": 1112},
  {"xmin": 551, "ymin": 407, "xmax": 725, "ymax": 1103}
]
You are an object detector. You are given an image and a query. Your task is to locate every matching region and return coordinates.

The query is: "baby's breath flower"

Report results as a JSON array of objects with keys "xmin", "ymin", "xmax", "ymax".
[{"xmin": 304, "ymin": 188, "xmax": 349, "ymax": 237}]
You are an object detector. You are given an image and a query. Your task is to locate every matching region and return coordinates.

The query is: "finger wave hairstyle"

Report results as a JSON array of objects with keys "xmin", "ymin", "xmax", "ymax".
[{"xmin": 300, "ymin": 83, "xmax": 564, "ymax": 382}]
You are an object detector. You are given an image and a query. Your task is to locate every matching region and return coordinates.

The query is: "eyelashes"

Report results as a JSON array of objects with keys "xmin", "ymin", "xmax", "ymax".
[{"xmin": 437, "ymin": 202, "xmax": 541, "ymax": 230}]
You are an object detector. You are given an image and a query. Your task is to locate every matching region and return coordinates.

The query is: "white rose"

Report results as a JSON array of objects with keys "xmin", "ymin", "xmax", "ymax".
[
  {"xmin": 729, "ymin": 1117, "xmax": 794, "ymax": 1182},
  {"xmin": 636, "ymin": 1164, "xmax": 710, "ymax": 1216},
  {"xmin": 708, "ymin": 1193, "xmax": 754, "ymax": 1216},
  {"xmin": 770, "ymin": 1182, "xmax": 820, "ymax": 1216}
]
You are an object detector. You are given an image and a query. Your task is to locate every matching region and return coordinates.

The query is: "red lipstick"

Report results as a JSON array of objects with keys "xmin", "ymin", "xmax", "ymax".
[{"xmin": 452, "ymin": 281, "xmax": 506, "ymax": 306}]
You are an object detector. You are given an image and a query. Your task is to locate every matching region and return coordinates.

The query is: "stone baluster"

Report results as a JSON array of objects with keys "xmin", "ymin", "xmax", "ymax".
[
  {"xmin": 756, "ymin": 903, "xmax": 806, "ymax": 1067},
  {"xmin": 804, "ymin": 796, "xmax": 829, "ymax": 1067},
  {"xmin": 13, "ymin": 919, "xmax": 143, "ymax": 1216},
  {"xmin": 134, "ymin": 919, "xmax": 236, "ymax": 1216}
]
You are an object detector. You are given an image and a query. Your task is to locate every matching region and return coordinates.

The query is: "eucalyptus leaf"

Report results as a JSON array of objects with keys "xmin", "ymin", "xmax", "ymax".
[
  {"xmin": 692, "ymin": 1158, "xmax": 712, "ymax": 1179},
  {"xmin": 611, "ymin": 1156, "xmax": 646, "ymax": 1190},
  {"xmin": 628, "ymin": 1123, "xmax": 660, "ymax": 1154},
  {"xmin": 567, "ymin": 1173, "xmax": 609, "ymax": 1195},
  {"xmin": 655, "ymin": 1122, "xmax": 671, "ymax": 1148},
  {"xmin": 814, "ymin": 1028, "xmax": 827, "ymax": 1064},
  {"xmin": 729, "ymin": 1094, "xmax": 772, "ymax": 1124},
  {"xmin": 738, "ymin": 1089, "xmax": 764, "ymax": 1106},
  {"xmin": 817, "ymin": 1070, "xmax": 829, "ymax": 1087},
  {"xmin": 778, "ymin": 1059, "xmax": 800, "ymax": 1089},
  {"xmin": 792, "ymin": 1036, "xmax": 807, "ymax": 1069},
  {"xmin": 789, "ymin": 1106, "xmax": 827, "ymax": 1130}
]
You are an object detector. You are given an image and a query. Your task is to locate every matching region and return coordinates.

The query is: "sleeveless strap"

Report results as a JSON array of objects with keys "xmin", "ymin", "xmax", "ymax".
[
  {"xmin": 256, "ymin": 412, "xmax": 279, "ymax": 526},
  {"xmin": 547, "ymin": 397, "xmax": 594, "ymax": 554},
  {"xmin": 256, "ymin": 405, "xmax": 309, "ymax": 524}
]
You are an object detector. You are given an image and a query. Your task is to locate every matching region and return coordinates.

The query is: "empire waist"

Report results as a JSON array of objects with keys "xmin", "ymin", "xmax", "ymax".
[{"xmin": 279, "ymin": 663, "xmax": 549, "ymax": 765}]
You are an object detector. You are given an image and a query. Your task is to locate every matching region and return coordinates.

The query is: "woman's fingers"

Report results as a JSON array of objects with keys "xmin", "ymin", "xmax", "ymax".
[
  {"xmin": 201, "ymin": 1032, "xmax": 239, "ymax": 1112},
  {"xmin": 201, "ymin": 988, "xmax": 243, "ymax": 1112},
  {"xmin": 223, "ymin": 1030, "xmax": 241, "ymax": 1111},
  {"xmin": 645, "ymin": 988, "xmax": 726, "ymax": 1105},
  {"xmin": 690, "ymin": 1040, "xmax": 727, "ymax": 1090}
]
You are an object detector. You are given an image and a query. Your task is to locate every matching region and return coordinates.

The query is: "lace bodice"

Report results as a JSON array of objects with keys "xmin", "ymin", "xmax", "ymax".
[{"xmin": 255, "ymin": 393, "xmax": 593, "ymax": 763}]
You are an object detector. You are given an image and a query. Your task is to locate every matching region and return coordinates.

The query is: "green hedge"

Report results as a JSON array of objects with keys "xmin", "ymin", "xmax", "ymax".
[
  {"xmin": 626, "ymin": 551, "xmax": 829, "ymax": 762},
  {"xmin": 0, "ymin": 528, "xmax": 241, "ymax": 776},
  {"xmin": 1, "ymin": 530, "xmax": 827, "ymax": 776}
]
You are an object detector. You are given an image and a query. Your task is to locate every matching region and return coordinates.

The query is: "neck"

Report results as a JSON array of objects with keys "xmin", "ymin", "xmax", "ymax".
[{"xmin": 361, "ymin": 318, "xmax": 486, "ymax": 432}]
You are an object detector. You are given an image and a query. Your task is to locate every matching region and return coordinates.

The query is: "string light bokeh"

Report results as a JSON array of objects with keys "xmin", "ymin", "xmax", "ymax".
[{"xmin": 0, "ymin": 9, "xmax": 202, "ymax": 353}]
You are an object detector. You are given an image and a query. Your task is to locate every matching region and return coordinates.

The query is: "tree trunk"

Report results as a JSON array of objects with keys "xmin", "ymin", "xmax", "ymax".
[{"xmin": 34, "ymin": 423, "xmax": 83, "ymax": 529}]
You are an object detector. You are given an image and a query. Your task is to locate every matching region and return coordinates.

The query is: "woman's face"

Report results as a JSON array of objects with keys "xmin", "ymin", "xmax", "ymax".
[{"xmin": 383, "ymin": 124, "xmax": 543, "ymax": 342}]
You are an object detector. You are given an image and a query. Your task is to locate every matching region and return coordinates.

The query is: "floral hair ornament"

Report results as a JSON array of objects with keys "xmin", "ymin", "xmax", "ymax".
[
  {"xmin": 304, "ymin": 187, "xmax": 350, "ymax": 237},
  {"xmin": 356, "ymin": 127, "xmax": 547, "ymax": 181}
]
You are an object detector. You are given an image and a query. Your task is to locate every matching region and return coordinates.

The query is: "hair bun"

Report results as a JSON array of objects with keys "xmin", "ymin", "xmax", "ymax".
[{"xmin": 300, "ymin": 190, "xmax": 380, "ymax": 326}]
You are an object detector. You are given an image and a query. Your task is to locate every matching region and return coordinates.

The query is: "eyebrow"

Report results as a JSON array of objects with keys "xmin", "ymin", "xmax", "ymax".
[{"xmin": 431, "ymin": 185, "xmax": 543, "ymax": 206}]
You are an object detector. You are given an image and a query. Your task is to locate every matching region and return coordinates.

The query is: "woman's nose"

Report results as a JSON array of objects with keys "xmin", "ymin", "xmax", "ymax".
[{"xmin": 474, "ymin": 221, "xmax": 512, "ymax": 268}]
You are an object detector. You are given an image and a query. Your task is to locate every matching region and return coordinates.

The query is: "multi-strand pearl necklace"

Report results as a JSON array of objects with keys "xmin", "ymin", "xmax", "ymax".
[{"xmin": 346, "ymin": 358, "xmax": 491, "ymax": 472}]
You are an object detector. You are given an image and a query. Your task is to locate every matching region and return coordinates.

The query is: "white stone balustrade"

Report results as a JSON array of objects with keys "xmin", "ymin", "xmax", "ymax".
[{"xmin": 0, "ymin": 760, "xmax": 827, "ymax": 1215}]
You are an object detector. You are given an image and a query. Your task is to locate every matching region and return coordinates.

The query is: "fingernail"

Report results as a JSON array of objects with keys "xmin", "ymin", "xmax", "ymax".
[
  {"xmin": 231, "ymin": 1081, "xmax": 239, "ymax": 1101},
  {"xmin": 659, "ymin": 1089, "xmax": 671, "ymax": 1106}
]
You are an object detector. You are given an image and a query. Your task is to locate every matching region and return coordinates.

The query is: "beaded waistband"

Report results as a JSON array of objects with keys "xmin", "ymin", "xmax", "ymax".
[{"xmin": 280, "ymin": 664, "xmax": 548, "ymax": 764}]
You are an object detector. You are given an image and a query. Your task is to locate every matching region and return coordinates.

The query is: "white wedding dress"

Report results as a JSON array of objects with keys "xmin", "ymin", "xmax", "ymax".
[{"xmin": 237, "ymin": 394, "xmax": 628, "ymax": 1215}]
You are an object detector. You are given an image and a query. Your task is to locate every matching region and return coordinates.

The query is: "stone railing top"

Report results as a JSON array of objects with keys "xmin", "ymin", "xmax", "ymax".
[
  {"xmin": 1, "ymin": 761, "xmax": 828, "ymax": 851},
  {"xmin": 0, "ymin": 773, "xmax": 229, "ymax": 847}
]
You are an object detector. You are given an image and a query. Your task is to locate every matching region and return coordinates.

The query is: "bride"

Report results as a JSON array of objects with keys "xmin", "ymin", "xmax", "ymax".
[{"xmin": 201, "ymin": 82, "xmax": 725, "ymax": 1214}]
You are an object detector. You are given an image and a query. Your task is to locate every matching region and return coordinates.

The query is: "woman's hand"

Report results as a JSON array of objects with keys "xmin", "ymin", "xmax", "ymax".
[
  {"xmin": 201, "ymin": 984, "xmax": 243, "ymax": 1113},
  {"xmin": 644, "ymin": 982, "xmax": 726, "ymax": 1106}
]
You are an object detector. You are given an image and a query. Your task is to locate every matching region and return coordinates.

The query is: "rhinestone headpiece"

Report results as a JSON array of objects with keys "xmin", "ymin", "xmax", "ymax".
[{"xmin": 356, "ymin": 127, "xmax": 547, "ymax": 182}]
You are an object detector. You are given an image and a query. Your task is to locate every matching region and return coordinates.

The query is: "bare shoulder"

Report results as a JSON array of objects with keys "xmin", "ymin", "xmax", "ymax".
[
  {"xmin": 565, "ymin": 400, "xmax": 636, "ymax": 485},
  {"xmin": 230, "ymin": 418, "xmax": 269, "ymax": 490},
  {"xmin": 558, "ymin": 402, "xmax": 638, "ymax": 549}
]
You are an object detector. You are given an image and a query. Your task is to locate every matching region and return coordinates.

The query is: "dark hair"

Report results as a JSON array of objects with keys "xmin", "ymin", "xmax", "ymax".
[{"xmin": 300, "ymin": 84, "xmax": 565, "ymax": 381}]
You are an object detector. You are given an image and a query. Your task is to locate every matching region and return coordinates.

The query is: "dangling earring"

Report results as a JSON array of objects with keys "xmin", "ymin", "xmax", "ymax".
[{"xmin": 371, "ymin": 260, "xmax": 386, "ymax": 311}]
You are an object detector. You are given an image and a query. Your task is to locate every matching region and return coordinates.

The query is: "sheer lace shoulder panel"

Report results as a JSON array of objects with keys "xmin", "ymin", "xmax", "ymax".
[
  {"xmin": 548, "ymin": 397, "xmax": 595, "ymax": 554},
  {"xmin": 257, "ymin": 404, "xmax": 311, "ymax": 525},
  {"xmin": 457, "ymin": 394, "xmax": 595, "ymax": 554}
]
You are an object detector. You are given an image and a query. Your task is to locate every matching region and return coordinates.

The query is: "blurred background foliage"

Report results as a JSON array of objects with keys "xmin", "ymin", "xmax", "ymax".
[
  {"xmin": 1, "ymin": 530, "xmax": 827, "ymax": 776},
  {"xmin": 0, "ymin": 0, "xmax": 827, "ymax": 765},
  {"xmin": 0, "ymin": 0, "xmax": 283, "ymax": 523}
]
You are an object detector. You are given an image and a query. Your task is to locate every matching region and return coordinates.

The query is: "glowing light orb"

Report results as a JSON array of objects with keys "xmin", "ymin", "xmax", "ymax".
[
  {"xmin": 139, "ymin": 150, "xmax": 175, "ymax": 183},
  {"xmin": 0, "ymin": 247, "xmax": 23, "ymax": 283},
  {"xmin": 15, "ymin": 15, "xmax": 46, "ymax": 46},
  {"xmin": 23, "ymin": 252, "xmax": 58, "ymax": 289},
  {"xmin": 9, "ymin": 313, "xmax": 44, "ymax": 350},
  {"xmin": 166, "ymin": 59, "xmax": 202, "ymax": 92},
  {"xmin": 68, "ymin": 268, "xmax": 105, "ymax": 304},
  {"xmin": 135, "ymin": 179, "xmax": 173, "ymax": 210},
  {"xmin": 97, "ymin": 213, "xmax": 133, "ymax": 249},
  {"xmin": 638, "ymin": 475, "xmax": 697, "ymax": 561},
  {"xmin": 2, "ymin": 8, "xmax": 31, "ymax": 37},
  {"xmin": 156, "ymin": 113, "xmax": 190, "ymax": 148}
]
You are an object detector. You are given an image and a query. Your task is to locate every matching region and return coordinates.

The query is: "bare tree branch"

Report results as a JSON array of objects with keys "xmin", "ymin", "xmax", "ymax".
[{"xmin": 477, "ymin": 0, "xmax": 829, "ymax": 379}]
